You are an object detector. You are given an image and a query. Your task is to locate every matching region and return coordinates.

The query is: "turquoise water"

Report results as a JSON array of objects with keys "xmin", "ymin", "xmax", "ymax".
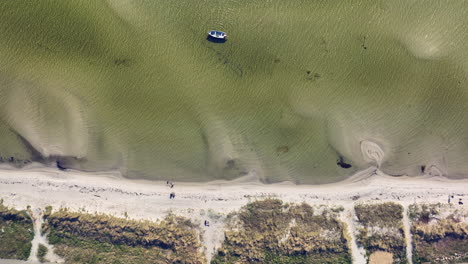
[{"xmin": 0, "ymin": 1, "xmax": 468, "ymax": 183}]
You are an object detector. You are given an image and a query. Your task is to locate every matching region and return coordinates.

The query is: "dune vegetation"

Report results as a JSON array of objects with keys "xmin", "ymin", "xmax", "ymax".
[
  {"xmin": 42, "ymin": 209, "xmax": 206, "ymax": 264},
  {"xmin": 0, "ymin": 200, "xmax": 34, "ymax": 260},
  {"xmin": 409, "ymin": 203, "xmax": 468, "ymax": 264},
  {"xmin": 211, "ymin": 199, "xmax": 350, "ymax": 264},
  {"xmin": 354, "ymin": 202, "xmax": 407, "ymax": 264}
]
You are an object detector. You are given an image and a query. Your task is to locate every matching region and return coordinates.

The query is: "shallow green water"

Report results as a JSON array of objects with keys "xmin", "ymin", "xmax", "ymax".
[{"xmin": 0, "ymin": 0, "xmax": 468, "ymax": 183}]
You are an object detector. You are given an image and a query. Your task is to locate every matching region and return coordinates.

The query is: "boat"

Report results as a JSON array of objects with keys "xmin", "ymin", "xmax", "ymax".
[{"xmin": 208, "ymin": 30, "xmax": 227, "ymax": 39}]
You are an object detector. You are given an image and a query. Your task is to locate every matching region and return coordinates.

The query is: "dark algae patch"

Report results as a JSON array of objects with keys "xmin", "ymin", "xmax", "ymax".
[
  {"xmin": 211, "ymin": 199, "xmax": 350, "ymax": 264},
  {"xmin": 43, "ymin": 209, "xmax": 206, "ymax": 264},
  {"xmin": 354, "ymin": 203, "xmax": 407, "ymax": 264},
  {"xmin": 337, "ymin": 156, "xmax": 352, "ymax": 169},
  {"xmin": 0, "ymin": 200, "xmax": 34, "ymax": 260},
  {"xmin": 409, "ymin": 203, "xmax": 468, "ymax": 264}
]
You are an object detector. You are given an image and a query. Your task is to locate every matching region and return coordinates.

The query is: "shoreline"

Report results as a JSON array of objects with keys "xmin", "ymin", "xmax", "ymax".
[
  {"xmin": 1, "ymin": 165, "xmax": 467, "ymax": 263},
  {"xmin": 1, "ymin": 165, "xmax": 467, "ymax": 216}
]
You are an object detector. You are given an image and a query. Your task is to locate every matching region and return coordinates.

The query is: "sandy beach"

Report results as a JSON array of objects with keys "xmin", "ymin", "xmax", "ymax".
[{"xmin": 1, "ymin": 164, "xmax": 467, "ymax": 263}]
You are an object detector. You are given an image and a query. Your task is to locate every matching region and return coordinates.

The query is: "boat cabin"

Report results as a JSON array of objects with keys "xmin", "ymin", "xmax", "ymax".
[{"xmin": 208, "ymin": 30, "xmax": 227, "ymax": 39}]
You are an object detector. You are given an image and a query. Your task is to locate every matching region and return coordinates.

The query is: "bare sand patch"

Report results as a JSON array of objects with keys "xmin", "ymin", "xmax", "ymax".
[{"xmin": 369, "ymin": 251, "xmax": 393, "ymax": 264}]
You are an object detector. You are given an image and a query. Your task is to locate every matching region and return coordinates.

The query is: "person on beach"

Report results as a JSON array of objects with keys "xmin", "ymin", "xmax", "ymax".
[
  {"xmin": 204, "ymin": 220, "xmax": 210, "ymax": 227},
  {"xmin": 170, "ymin": 192, "xmax": 175, "ymax": 199},
  {"xmin": 166, "ymin": 181, "xmax": 174, "ymax": 188}
]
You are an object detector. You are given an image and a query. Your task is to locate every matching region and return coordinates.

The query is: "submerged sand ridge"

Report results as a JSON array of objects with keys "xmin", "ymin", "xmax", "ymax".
[
  {"xmin": 1, "ymin": 1, "xmax": 468, "ymax": 182},
  {"xmin": 360, "ymin": 140, "xmax": 384, "ymax": 168}
]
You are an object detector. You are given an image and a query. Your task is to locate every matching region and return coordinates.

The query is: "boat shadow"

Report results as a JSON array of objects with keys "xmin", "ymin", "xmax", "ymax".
[{"xmin": 206, "ymin": 35, "xmax": 227, "ymax": 43}]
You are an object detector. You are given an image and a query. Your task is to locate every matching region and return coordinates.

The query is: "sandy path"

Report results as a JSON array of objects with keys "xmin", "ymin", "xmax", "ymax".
[
  {"xmin": 340, "ymin": 206, "xmax": 367, "ymax": 264},
  {"xmin": 27, "ymin": 208, "xmax": 63, "ymax": 263},
  {"xmin": 0, "ymin": 164, "xmax": 467, "ymax": 262},
  {"xmin": 402, "ymin": 205, "xmax": 413, "ymax": 264},
  {"xmin": 27, "ymin": 208, "xmax": 42, "ymax": 263}
]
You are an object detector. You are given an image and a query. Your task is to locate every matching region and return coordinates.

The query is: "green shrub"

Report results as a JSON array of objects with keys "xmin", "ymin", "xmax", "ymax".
[
  {"xmin": 354, "ymin": 203, "xmax": 406, "ymax": 264},
  {"xmin": 37, "ymin": 243, "xmax": 48, "ymax": 262},
  {"xmin": 44, "ymin": 210, "xmax": 205, "ymax": 264},
  {"xmin": 0, "ymin": 202, "xmax": 34, "ymax": 260},
  {"xmin": 212, "ymin": 199, "xmax": 351, "ymax": 264},
  {"xmin": 410, "ymin": 204, "xmax": 468, "ymax": 263}
]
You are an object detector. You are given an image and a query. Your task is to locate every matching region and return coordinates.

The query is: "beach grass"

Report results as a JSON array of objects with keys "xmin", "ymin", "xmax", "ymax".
[
  {"xmin": 212, "ymin": 199, "xmax": 351, "ymax": 264},
  {"xmin": 37, "ymin": 243, "xmax": 48, "ymax": 263},
  {"xmin": 354, "ymin": 202, "xmax": 407, "ymax": 264},
  {"xmin": 409, "ymin": 203, "xmax": 468, "ymax": 264},
  {"xmin": 43, "ymin": 209, "xmax": 206, "ymax": 264},
  {"xmin": 0, "ymin": 200, "xmax": 34, "ymax": 260}
]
